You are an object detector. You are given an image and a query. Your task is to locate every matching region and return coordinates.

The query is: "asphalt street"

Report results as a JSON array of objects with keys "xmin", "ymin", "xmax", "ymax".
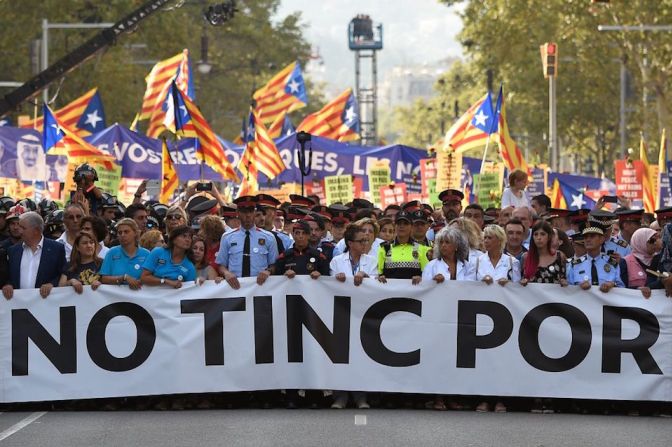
[{"xmin": 0, "ymin": 409, "xmax": 670, "ymax": 447}]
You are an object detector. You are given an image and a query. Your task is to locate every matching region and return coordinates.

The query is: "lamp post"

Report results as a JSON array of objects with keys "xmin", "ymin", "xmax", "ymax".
[{"xmin": 296, "ymin": 131, "xmax": 312, "ymax": 196}]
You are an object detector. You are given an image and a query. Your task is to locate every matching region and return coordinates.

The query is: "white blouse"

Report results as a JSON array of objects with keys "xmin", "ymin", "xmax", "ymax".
[
  {"xmin": 500, "ymin": 187, "xmax": 530, "ymax": 209},
  {"xmin": 329, "ymin": 252, "xmax": 379, "ymax": 277},
  {"xmin": 422, "ymin": 258, "xmax": 477, "ymax": 282},
  {"xmin": 474, "ymin": 251, "xmax": 521, "ymax": 282}
]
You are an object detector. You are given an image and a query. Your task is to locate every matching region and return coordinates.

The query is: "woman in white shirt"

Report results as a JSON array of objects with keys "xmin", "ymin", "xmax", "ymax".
[
  {"xmin": 448, "ymin": 217, "xmax": 484, "ymax": 266},
  {"xmin": 475, "ymin": 224, "xmax": 521, "ymax": 285},
  {"xmin": 500, "ymin": 169, "xmax": 530, "ymax": 209},
  {"xmin": 330, "ymin": 224, "xmax": 377, "ymax": 409},
  {"xmin": 422, "ymin": 227, "xmax": 476, "ymax": 283},
  {"xmin": 473, "ymin": 224, "xmax": 520, "ymax": 414},
  {"xmin": 332, "ymin": 217, "xmax": 384, "ymax": 258}
]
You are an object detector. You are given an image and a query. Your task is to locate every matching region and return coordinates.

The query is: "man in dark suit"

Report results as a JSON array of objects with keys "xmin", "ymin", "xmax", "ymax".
[{"xmin": 2, "ymin": 211, "xmax": 66, "ymax": 300}]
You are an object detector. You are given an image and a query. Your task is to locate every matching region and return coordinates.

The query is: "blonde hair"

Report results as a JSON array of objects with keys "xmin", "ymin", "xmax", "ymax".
[
  {"xmin": 139, "ymin": 229, "xmax": 164, "ymax": 251},
  {"xmin": 354, "ymin": 217, "xmax": 380, "ymax": 237},
  {"xmin": 449, "ymin": 217, "xmax": 483, "ymax": 251},
  {"xmin": 483, "ymin": 224, "xmax": 507, "ymax": 251}
]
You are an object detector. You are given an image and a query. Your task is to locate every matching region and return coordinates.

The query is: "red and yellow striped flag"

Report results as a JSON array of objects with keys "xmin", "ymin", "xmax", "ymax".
[
  {"xmin": 442, "ymin": 94, "xmax": 495, "ymax": 153},
  {"xmin": 253, "ymin": 62, "xmax": 306, "ymax": 124},
  {"xmin": 238, "ymin": 110, "xmax": 285, "ymax": 180},
  {"xmin": 497, "ymin": 95, "xmax": 528, "ymax": 173},
  {"xmin": 641, "ymin": 133, "xmax": 655, "ymax": 213},
  {"xmin": 160, "ymin": 139, "xmax": 178, "ymax": 204},
  {"xmin": 657, "ymin": 129, "xmax": 667, "ymax": 208},
  {"xmin": 48, "ymin": 109, "xmax": 116, "ymax": 170},
  {"xmin": 549, "ymin": 178, "xmax": 567, "ymax": 209},
  {"xmin": 267, "ymin": 111, "xmax": 287, "ymax": 139},
  {"xmin": 172, "ymin": 86, "xmax": 238, "ymax": 182},
  {"xmin": 20, "ymin": 88, "xmax": 98, "ymax": 137},
  {"xmin": 297, "ymin": 89, "xmax": 359, "ymax": 142},
  {"xmin": 140, "ymin": 50, "xmax": 189, "ymax": 120}
]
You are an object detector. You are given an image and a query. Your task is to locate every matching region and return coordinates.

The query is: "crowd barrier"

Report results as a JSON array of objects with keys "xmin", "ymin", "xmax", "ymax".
[{"xmin": 1, "ymin": 277, "xmax": 671, "ymax": 403}]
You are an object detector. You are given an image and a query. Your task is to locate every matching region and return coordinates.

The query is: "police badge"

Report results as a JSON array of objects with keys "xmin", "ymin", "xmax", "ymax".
[
  {"xmin": 604, "ymin": 264, "xmax": 611, "ymax": 273},
  {"xmin": 259, "ymin": 238, "xmax": 265, "ymax": 246}
]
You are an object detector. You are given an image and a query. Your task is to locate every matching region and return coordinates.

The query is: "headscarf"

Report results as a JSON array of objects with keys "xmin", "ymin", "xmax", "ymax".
[{"xmin": 630, "ymin": 227, "xmax": 657, "ymax": 266}]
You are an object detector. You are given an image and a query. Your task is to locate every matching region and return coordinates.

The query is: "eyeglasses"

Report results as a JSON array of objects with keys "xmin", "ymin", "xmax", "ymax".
[{"xmin": 166, "ymin": 215, "xmax": 183, "ymax": 220}]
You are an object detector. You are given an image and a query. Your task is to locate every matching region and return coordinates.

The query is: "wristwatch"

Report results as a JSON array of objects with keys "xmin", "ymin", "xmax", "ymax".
[{"xmin": 160, "ymin": 278, "xmax": 165, "ymax": 285}]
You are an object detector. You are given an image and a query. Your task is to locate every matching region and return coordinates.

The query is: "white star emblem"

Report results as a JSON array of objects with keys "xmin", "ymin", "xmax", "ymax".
[
  {"xmin": 345, "ymin": 106, "xmax": 357, "ymax": 123},
  {"xmin": 179, "ymin": 105, "xmax": 189, "ymax": 119},
  {"xmin": 84, "ymin": 110, "xmax": 102, "ymax": 128},
  {"xmin": 474, "ymin": 110, "xmax": 488, "ymax": 127},
  {"xmin": 51, "ymin": 124, "xmax": 62, "ymax": 135},
  {"xmin": 571, "ymin": 193, "xmax": 586, "ymax": 209},
  {"xmin": 287, "ymin": 79, "xmax": 300, "ymax": 93}
]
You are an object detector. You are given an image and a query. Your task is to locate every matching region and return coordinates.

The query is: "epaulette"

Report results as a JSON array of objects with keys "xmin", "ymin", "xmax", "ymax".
[{"xmin": 571, "ymin": 256, "xmax": 585, "ymax": 266}]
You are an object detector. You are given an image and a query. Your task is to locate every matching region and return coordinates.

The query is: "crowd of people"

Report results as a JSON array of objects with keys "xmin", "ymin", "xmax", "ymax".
[{"xmin": 1, "ymin": 165, "xmax": 671, "ymax": 413}]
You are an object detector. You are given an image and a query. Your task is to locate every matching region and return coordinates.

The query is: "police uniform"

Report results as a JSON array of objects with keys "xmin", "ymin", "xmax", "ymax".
[
  {"xmin": 317, "ymin": 240, "xmax": 335, "ymax": 262},
  {"xmin": 378, "ymin": 211, "xmax": 431, "ymax": 278},
  {"xmin": 215, "ymin": 196, "xmax": 278, "ymax": 277},
  {"xmin": 566, "ymin": 224, "xmax": 625, "ymax": 287},
  {"xmin": 588, "ymin": 209, "xmax": 632, "ymax": 257},
  {"xmin": 272, "ymin": 246, "xmax": 329, "ymax": 276},
  {"xmin": 257, "ymin": 194, "xmax": 293, "ymax": 252},
  {"xmin": 567, "ymin": 253, "xmax": 625, "ymax": 287}
]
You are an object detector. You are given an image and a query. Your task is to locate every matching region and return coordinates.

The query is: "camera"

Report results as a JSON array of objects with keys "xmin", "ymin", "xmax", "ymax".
[{"xmin": 196, "ymin": 182, "xmax": 213, "ymax": 192}]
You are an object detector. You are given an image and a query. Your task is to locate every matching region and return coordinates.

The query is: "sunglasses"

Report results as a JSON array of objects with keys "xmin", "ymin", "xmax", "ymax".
[{"xmin": 165, "ymin": 215, "xmax": 183, "ymax": 220}]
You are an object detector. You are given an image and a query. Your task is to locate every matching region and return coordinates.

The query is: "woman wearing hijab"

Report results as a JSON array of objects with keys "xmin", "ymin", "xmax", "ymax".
[{"xmin": 619, "ymin": 227, "xmax": 661, "ymax": 298}]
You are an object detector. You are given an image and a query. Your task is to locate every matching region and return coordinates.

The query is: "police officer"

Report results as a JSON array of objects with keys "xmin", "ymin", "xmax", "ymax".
[
  {"xmin": 566, "ymin": 225, "xmax": 625, "ymax": 292},
  {"xmin": 271, "ymin": 220, "xmax": 329, "ymax": 279},
  {"xmin": 588, "ymin": 209, "xmax": 631, "ymax": 257},
  {"xmin": 305, "ymin": 214, "xmax": 335, "ymax": 262},
  {"xmin": 215, "ymin": 196, "xmax": 278, "ymax": 289},
  {"xmin": 615, "ymin": 208, "xmax": 643, "ymax": 244},
  {"xmin": 72, "ymin": 163, "xmax": 103, "ymax": 214},
  {"xmin": 257, "ymin": 194, "xmax": 293, "ymax": 252},
  {"xmin": 377, "ymin": 210, "xmax": 431, "ymax": 283}
]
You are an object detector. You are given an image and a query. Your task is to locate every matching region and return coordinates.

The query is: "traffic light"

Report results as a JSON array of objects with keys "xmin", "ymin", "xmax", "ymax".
[{"xmin": 540, "ymin": 42, "xmax": 558, "ymax": 78}]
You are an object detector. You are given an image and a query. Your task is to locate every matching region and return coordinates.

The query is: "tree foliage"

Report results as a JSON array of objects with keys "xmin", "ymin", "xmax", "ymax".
[
  {"xmin": 0, "ymin": 0, "xmax": 320, "ymax": 138},
  {"xmin": 394, "ymin": 0, "xmax": 672, "ymax": 176}
]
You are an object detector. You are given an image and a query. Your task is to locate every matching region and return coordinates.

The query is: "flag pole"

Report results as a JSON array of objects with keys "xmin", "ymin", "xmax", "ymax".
[{"xmin": 475, "ymin": 136, "xmax": 492, "ymax": 204}]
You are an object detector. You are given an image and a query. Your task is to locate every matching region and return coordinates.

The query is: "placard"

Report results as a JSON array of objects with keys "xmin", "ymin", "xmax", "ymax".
[
  {"xmin": 379, "ymin": 183, "xmax": 408, "ymax": 208},
  {"xmin": 324, "ymin": 175, "xmax": 354, "ymax": 205},
  {"xmin": 435, "ymin": 149, "xmax": 463, "ymax": 192}
]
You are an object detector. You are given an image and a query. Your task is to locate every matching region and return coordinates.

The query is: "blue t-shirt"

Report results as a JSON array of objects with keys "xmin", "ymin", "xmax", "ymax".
[
  {"xmin": 100, "ymin": 245, "xmax": 151, "ymax": 280},
  {"xmin": 142, "ymin": 247, "xmax": 196, "ymax": 282}
]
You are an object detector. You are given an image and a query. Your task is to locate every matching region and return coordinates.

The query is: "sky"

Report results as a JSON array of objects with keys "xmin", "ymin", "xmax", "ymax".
[{"xmin": 275, "ymin": 0, "xmax": 464, "ymax": 96}]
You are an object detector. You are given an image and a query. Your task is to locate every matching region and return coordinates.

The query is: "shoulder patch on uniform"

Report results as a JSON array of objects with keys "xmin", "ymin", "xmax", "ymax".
[
  {"xmin": 571, "ymin": 256, "xmax": 585, "ymax": 266},
  {"xmin": 616, "ymin": 239, "xmax": 628, "ymax": 248}
]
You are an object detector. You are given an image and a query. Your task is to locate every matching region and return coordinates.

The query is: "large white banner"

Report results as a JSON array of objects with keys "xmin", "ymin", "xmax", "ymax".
[{"xmin": 1, "ymin": 277, "xmax": 671, "ymax": 403}]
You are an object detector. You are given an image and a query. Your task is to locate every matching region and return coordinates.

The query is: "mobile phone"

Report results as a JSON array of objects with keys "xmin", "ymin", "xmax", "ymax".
[
  {"xmin": 145, "ymin": 179, "xmax": 161, "ymax": 197},
  {"xmin": 602, "ymin": 195, "xmax": 618, "ymax": 203},
  {"xmin": 196, "ymin": 182, "xmax": 213, "ymax": 192}
]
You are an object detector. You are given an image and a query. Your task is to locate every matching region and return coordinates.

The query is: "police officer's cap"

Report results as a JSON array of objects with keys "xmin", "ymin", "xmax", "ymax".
[
  {"xmin": 289, "ymin": 194, "xmax": 315, "ymax": 208},
  {"xmin": 353, "ymin": 198, "xmax": 374, "ymax": 209},
  {"xmin": 311, "ymin": 205, "xmax": 332, "ymax": 221},
  {"xmin": 395, "ymin": 210, "xmax": 412, "ymax": 223},
  {"xmin": 402, "ymin": 200, "xmax": 422, "ymax": 213},
  {"xmin": 582, "ymin": 225, "xmax": 606, "ymax": 236},
  {"xmin": 439, "ymin": 189, "xmax": 464, "ymax": 204},
  {"xmin": 190, "ymin": 198, "xmax": 219, "ymax": 215},
  {"xmin": 615, "ymin": 208, "xmax": 644, "ymax": 224},
  {"xmin": 233, "ymin": 195, "xmax": 257, "ymax": 210},
  {"xmin": 256, "ymin": 194, "xmax": 281, "ymax": 209},
  {"xmin": 221, "ymin": 205, "xmax": 238, "ymax": 218},
  {"xmin": 292, "ymin": 219, "xmax": 311, "ymax": 234},
  {"xmin": 655, "ymin": 206, "xmax": 672, "ymax": 219}
]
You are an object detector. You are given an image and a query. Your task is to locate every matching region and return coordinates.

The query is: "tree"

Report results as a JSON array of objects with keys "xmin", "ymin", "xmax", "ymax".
[
  {"xmin": 427, "ymin": 0, "xmax": 672, "ymax": 176},
  {"xmin": 0, "ymin": 0, "xmax": 321, "ymax": 139}
]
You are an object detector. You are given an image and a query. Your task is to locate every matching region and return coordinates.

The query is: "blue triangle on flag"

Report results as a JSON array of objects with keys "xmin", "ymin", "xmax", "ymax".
[{"xmin": 76, "ymin": 92, "xmax": 106, "ymax": 133}]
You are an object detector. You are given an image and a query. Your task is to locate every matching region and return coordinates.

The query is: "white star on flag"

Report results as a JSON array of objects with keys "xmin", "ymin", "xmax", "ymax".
[
  {"xmin": 51, "ymin": 124, "xmax": 62, "ymax": 135},
  {"xmin": 84, "ymin": 110, "xmax": 102, "ymax": 128},
  {"xmin": 571, "ymin": 193, "xmax": 586, "ymax": 209},
  {"xmin": 287, "ymin": 79, "xmax": 300, "ymax": 93},
  {"xmin": 179, "ymin": 105, "xmax": 189, "ymax": 119},
  {"xmin": 345, "ymin": 106, "xmax": 357, "ymax": 123},
  {"xmin": 474, "ymin": 110, "xmax": 488, "ymax": 127}
]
